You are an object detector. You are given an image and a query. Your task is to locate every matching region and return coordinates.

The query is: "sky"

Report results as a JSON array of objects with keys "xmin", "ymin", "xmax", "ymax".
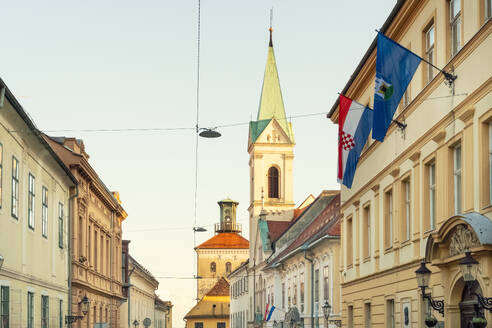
[{"xmin": 0, "ymin": 1, "xmax": 397, "ymax": 326}]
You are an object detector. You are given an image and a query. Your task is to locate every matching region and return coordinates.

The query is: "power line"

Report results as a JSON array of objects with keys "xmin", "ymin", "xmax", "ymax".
[{"xmin": 9, "ymin": 111, "xmax": 329, "ymax": 134}]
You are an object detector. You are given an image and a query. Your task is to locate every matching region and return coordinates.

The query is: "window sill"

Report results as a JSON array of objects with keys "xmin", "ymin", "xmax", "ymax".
[
  {"xmin": 400, "ymin": 239, "xmax": 411, "ymax": 247},
  {"xmin": 384, "ymin": 246, "xmax": 393, "ymax": 254}
]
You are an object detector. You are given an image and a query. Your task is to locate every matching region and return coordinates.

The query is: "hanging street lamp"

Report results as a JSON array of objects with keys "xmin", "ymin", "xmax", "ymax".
[
  {"xmin": 415, "ymin": 261, "xmax": 444, "ymax": 316},
  {"xmin": 198, "ymin": 127, "xmax": 221, "ymax": 138},
  {"xmin": 458, "ymin": 251, "xmax": 492, "ymax": 313},
  {"xmin": 65, "ymin": 295, "xmax": 91, "ymax": 324}
]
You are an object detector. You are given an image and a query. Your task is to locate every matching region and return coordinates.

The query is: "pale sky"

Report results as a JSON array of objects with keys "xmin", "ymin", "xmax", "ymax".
[{"xmin": 0, "ymin": 1, "xmax": 397, "ymax": 326}]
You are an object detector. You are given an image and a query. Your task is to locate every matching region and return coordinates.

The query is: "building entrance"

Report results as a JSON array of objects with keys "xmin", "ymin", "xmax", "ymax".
[{"xmin": 459, "ymin": 280, "xmax": 484, "ymax": 327}]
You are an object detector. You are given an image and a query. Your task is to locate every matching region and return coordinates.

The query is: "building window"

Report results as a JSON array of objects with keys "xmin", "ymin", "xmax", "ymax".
[
  {"xmin": 1, "ymin": 286, "xmax": 9, "ymax": 328},
  {"xmin": 78, "ymin": 217, "xmax": 84, "ymax": 257},
  {"xmin": 364, "ymin": 303, "xmax": 371, "ymax": 328},
  {"xmin": 28, "ymin": 174, "xmax": 35, "ymax": 229},
  {"xmin": 210, "ymin": 262, "xmax": 216, "ymax": 273},
  {"xmin": 403, "ymin": 179, "xmax": 411, "ymax": 241},
  {"xmin": 363, "ymin": 205, "xmax": 371, "ymax": 258},
  {"xmin": 300, "ymin": 273, "xmax": 305, "ymax": 312},
  {"xmin": 486, "ymin": 0, "xmax": 492, "ymax": 21},
  {"xmin": 453, "ymin": 143, "xmax": 462, "ymax": 214},
  {"xmin": 94, "ymin": 230, "xmax": 98, "ymax": 270},
  {"xmin": 0, "ymin": 144, "xmax": 3, "ymax": 208},
  {"xmin": 282, "ymin": 283, "xmax": 285, "ymax": 309},
  {"xmin": 348, "ymin": 305, "xmax": 354, "ymax": 328},
  {"xmin": 450, "ymin": 0, "xmax": 461, "ymax": 56},
  {"xmin": 194, "ymin": 322, "xmax": 203, "ymax": 328},
  {"xmin": 489, "ymin": 122, "xmax": 492, "ymax": 205},
  {"xmin": 42, "ymin": 187, "xmax": 48, "ymax": 238},
  {"xmin": 59, "ymin": 300, "xmax": 63, "ymax": 328},
  {"xmin": 384, "ymin": 189, "xmax": 393, "ymax": 249},
  {"xmin": 88, "ymin": 225, "xmax": 91, "ymax": 265},
  {"xmin": 425, "ymin": 24, "xmax": 435, "ymax": 83},
  {"xmin": 226, "ymin": 262, "xmax": 232, "ymax": 274},
  {"xmin": 27, "ymin": 292, "xmax": 34, "ymax": 328},
  {"xmin": 323, "ymin": 266, "xmax": 329, "ymax": 301},
  {"xmin": 428, "ymin": 162, "xmax": 436, "ymax": 230},
  {"xmin": 387, "ymin": 299, "xmax": 395, "ymax": 328},
  {"xmin": 314, "ymin": 269, "xmax": 319, "ymax": 303},
  {"xmin": 217, "ymin": 323, "xmax": 225, "ymax": 328},
  {"xmin": 268, "ymin": 167, "xmax": 279, "ymax": 199},
  {"xmin": 293, "ymin": 276, "xmax": 297, "ymax": 306},
  {"xmin": 346, "ymin": 216, "xmax": 353, "ymax": 265},
  {"xmin": 41, "ymin": 295, "xmax": 49, "ymax": 328},
  {"xmin": 11, "ymin": 157, "xmax": 19, "ymax": 219},
  {"xmin": 58, "ymin": 203, "xmax": 64, "ymax": 248}
]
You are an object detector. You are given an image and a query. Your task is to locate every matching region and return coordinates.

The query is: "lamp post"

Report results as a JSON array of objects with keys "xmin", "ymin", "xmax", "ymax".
[
  {"xmin": 321, "ymin": 300, "xmax": 340, "ymax": 328},
  {"xmin": 65, "ymin": 295, "xmax": 90, "ymax": 325},
  {"xmin": 415, "ymin": 261, "xmax": 445, "ymax": 316},
  {"xmin": 459, "ymin": 251, "xmax": 492, "ymax": 313}
]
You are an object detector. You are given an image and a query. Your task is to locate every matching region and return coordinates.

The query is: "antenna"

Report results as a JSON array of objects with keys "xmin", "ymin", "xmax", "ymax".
[{"xmin": 270, "ymin": 7, "xmax": 273, "ymax": 29}]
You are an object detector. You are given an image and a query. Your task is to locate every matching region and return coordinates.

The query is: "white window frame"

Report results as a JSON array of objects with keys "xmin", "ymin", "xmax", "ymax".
[
  {"xmin": 42, "ymin": 187, "xmax": 48, "ymax": 238},
  {"xmin": 28, "ymin": 174, "xmax": 35, "ymax": 230},
  {"xmin": 429, "ymin": 163, "xmax": 436, "ymax": 230},
  {"xmin": 450, "ymin": 0, "xmax": 461, "ymax": 56},
  {"xmin": 404, "ymin": 180, "xmax": 411, "ymax": 241},
  {"xmin": 389, "ymin": 191, "xmax": 393, "ymax": 247},
  {"xmin": 425, "ymin": 25, "xmax": 435, "ymax": 82},
  {"xmin": 58, "ymin": 203, "xmax": 64, "ymax": 248},
  {"xmin": 11, "ymin": 157, "xmax": 19, "ymax": 219},
  {"xmin": 453, "ymin": 144, "xmax": 462, "ymax": 214}
]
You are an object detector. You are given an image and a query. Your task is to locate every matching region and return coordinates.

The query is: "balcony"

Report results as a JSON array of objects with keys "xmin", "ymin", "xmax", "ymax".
[{"xmin": 215, "ymin": 222, "xmax": 242, "ymax": 233}]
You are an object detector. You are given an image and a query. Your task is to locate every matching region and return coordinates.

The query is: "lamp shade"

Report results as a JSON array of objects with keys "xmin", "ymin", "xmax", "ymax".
[
  {"xmin": 199, "ymin": 129, "xmax": 221, "ymax": 138},
  {"xmin": 322, "ymin": 300, "xmax": 331, "ymax": 320},
  {"xmin": 80, "ymin": 296, "xmax": 90, "ymax": 315},
  {"xmin": 459, "ymin": 251, "xmax": 479, "ymax": 282},
  {"xmin": 415, "ymin": 261, "xmax": 431, "ymax": 288}
]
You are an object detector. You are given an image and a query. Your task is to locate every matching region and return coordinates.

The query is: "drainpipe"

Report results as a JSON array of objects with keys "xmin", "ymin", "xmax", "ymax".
[
  {"xmin": 127, "ymin": 267, "xmax": 136, "ymax": 328},
  {"xmin": 68, "ymin": 184, "xmax": 79, "ymax": 326},
  {"xmin": 303, "ymin": 248, "xmax": 314, "ymax": 328}
]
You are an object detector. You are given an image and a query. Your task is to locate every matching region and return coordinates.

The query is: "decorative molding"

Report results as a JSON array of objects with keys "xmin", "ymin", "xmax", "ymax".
[
  {"xmin": 371, "ymin": 184, "xmax": 380, "ymax": 192},
  {"xmin": 449, "ymin": 224, "xmax": 480, "ymax": 257},
  {"xmin": 409, "ymin": 151, "xmax": 421, "ymax": 163},
  {"xmin": 458, "ymin": 108, "xmax": 475, "ymax": 123},
  {"xmin": 432, "ymin": 130, "xmax": 446, "ymax": 144},
  {"xmin": 390, "ymin": 168, "xmax": 400, "ymax": 178},
  {"xmin": 353, "ymin": 200, "xmax": 360, "ymax": 207}
]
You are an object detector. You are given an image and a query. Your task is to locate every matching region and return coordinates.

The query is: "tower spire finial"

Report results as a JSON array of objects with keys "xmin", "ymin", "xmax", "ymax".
[{"xmin": 269, "ymin": 7, "xmax": 273, "ymax": 47}]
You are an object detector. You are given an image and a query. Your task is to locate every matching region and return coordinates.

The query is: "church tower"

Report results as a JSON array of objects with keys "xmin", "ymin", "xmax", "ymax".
[{"xmin": 248, "ymin": 28, "xmax": 295, "ymax": 257}]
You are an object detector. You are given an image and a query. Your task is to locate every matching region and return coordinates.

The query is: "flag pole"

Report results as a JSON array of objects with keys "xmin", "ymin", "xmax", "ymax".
[
  {"xmin": 338, "ymin": 93, "xmax": 407, "ymax": 130},
  {"xmin": 375, "ymin": 30, "xmax": 457, "ymax": 85}
]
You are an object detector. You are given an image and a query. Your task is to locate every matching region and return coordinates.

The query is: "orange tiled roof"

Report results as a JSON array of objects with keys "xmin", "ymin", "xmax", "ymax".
[
  {"xmin": 196, "ymin": 232, "xmax": 249, "ymax": 249},
  {"xmin": 206, "ymin": 277, "xmax": 230, "ymax": 296}
]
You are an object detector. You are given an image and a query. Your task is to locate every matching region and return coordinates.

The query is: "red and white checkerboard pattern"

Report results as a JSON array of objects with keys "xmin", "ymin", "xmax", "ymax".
[{"xmin": 340, "ymin": 131, "xmax": 355, "ymax": 151}]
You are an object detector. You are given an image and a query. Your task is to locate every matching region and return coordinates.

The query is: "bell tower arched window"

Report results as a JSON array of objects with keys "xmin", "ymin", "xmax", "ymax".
[
  {"xmin": 268, "ymin": 167, "xmax": 279, "ymax": 199},
  {"xmin": 210, "ymin": 262, "xmax": 216, "ymax": 273},
  {"xmin": 226, "ymin": 262, "xmax": 232, "ymax": 273}
]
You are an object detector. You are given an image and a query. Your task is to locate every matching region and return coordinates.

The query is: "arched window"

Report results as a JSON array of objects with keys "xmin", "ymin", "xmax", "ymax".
[
  {"xmin": 210, "ymin": 262, "xmax": 216, "ymax": 273},
  {"xmin": 268, "ymin": 167, "xmax": 279, "ymax": 199},
  {"xmin": 226, "ymin": 262, "xmax": 232, "ymax": 273}
]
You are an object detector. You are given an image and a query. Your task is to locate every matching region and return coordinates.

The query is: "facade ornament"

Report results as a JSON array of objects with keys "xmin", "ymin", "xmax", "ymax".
[{"xmin": 449, "ymin": 224, "xmax": 480, "ymax": 257}]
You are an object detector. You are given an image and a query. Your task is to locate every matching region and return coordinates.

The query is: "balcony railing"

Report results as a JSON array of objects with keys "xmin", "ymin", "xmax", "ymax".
[{"xmin": 215, "ymin": 222, "xmax": 242, "ymax": 233}]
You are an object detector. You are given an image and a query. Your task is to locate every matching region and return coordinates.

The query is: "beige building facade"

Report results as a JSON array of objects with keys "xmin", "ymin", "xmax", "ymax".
[
  {"xmin": 119, "ymin": 255, "xmax": 159, "ymax": 328},
  {"xmin": 328, "ymin": 0, "xmax": 492, "ymax": 327},
  {"xmin": 0, "ymin": 78, "xmax": 77, "ymax": 327},
  {"xmin": 45, "ymin": 135, "xmax": 128, "ymax": 328}
]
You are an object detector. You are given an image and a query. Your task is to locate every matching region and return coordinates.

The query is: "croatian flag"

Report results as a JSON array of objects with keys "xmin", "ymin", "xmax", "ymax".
[
  {"xmin": 266, "ymin": 306, "xmax": 275, "ymax": 321},
  {"xmin": 338, "ymin": 95, "xmax": 373, "ymax": 189}
]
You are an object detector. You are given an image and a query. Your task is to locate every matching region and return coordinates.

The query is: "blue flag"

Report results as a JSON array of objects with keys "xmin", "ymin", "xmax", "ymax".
[
  {"xmin": 266, "ymin": 306, "xmax": 275, "ymax": 321},
  {"xmin": 373, "ymin": 32, "xmax": 421, "ymax": 141}
]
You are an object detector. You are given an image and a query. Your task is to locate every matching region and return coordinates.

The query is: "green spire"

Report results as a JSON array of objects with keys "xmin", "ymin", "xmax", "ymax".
[{"xmin": 255, "ymin": 29, "xmax": 294, "ymax": 143}]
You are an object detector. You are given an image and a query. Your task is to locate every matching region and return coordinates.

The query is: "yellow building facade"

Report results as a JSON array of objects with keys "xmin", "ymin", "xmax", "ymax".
[
  {"xmin": 45, "ymin": 135, "xmax": 128, "ymax": 328},
  {"xmin": 0, "ymin": 78, "xmax": 77, "ymax": 328},
  {"xmin": 328, "ymin": 0, "xmax": 492, "ymax": 327}
]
